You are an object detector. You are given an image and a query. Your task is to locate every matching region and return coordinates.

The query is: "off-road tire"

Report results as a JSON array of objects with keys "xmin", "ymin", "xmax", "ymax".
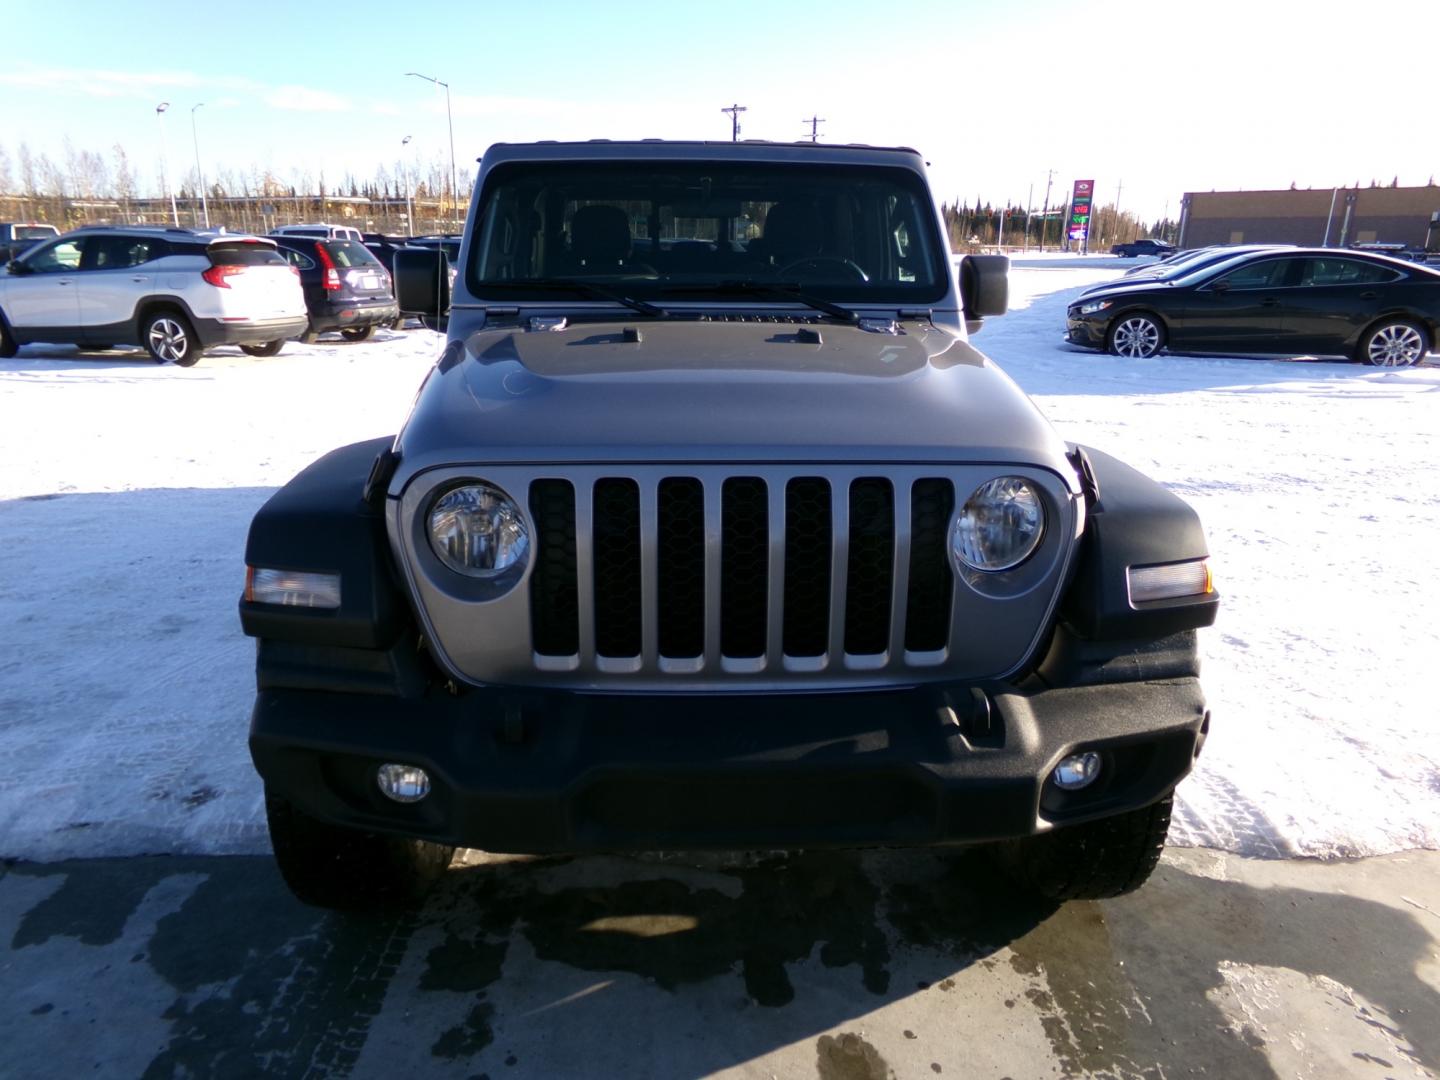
[
  {"xmin": 996, "ymin": 795, "xmax": 1173, "ymax": 901},
  {"xmin": 341, "ymin": 324, "xmax": 378, "ymax": 343},
  {"xmin": 264, "ymin": 788, "xmax": 455, "ymax": 911},
  {"xmin": 240, "ymin": 340, "xmax": 285, "ymax": 358},
  {"xmin": 142, "ymin": 310, "xmax": 202, "ymax": 367}
]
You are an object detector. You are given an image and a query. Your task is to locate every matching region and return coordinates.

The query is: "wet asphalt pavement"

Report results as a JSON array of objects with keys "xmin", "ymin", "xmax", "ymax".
[{"xmin": 2, "ymin": 846, "xmax": 1437, "ymax": 1079}]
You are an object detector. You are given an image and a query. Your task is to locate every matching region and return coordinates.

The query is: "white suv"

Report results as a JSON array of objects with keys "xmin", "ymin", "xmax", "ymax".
[
  {"xmin": 271, "ymin": 224, "xmax": 365, "ymax": 242},
  {"xmin": 0, "ymin": 226, "xmax": 309, "ymax": 366}
]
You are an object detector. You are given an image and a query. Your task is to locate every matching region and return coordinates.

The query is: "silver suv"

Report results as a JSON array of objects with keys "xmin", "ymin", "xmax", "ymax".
[
  {"xmin": 0, "ymin": 226, "xmax": 309, "ymax": 366},
  {"xmin": 242, "ymin": 141, "xmax": 1218, "ymax": 912}
]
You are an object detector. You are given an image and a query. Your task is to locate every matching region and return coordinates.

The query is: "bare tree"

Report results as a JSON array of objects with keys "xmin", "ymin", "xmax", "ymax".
[
  {"xmin": 18, "ymin": 143, "xmax": 37, "ymax": 197},
  {"xmin": 0, "ymin": 145, "xmax": 12, "ymax": 195}
]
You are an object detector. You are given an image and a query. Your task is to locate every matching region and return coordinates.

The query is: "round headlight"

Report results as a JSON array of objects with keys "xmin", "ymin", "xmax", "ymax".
[
  {"xmin": 952, "ymin": 477, "xmax": 1045, "ymax": 572},
  {"xmin": 428, "ymin": 482, "xmax": 530, "ymax": 578}
]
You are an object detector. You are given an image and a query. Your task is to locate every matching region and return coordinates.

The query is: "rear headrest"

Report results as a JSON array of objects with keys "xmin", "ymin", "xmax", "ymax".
[{"xmin": 570, "ymin": 205, "xmax": 631, "ymax": 263}]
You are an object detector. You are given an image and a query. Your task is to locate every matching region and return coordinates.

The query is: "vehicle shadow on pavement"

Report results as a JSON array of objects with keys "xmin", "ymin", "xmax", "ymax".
[{"xmin": 3, "ymin": 849, "xmax": 1437, "ymax": 1078}]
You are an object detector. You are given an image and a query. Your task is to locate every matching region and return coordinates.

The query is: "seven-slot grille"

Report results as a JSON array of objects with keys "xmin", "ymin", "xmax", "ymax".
[{"xmin": 526, "ymin": 472, "xmax": 956, "ymax": 673}]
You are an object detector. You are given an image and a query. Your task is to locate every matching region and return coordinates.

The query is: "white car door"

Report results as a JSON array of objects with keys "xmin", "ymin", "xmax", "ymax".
[
  {"xmin": 3, "ymin": 237, "xmax": 84, "ymax": 330},
  {"xmin": 78, "ymin": 234, "xmax": 156, "ymax": 333}
]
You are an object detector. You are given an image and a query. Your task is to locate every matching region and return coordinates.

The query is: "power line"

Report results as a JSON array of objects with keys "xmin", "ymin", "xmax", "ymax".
[{"xmin": 721, "ymin": 103, "xmax": 747, "ymax": 142}]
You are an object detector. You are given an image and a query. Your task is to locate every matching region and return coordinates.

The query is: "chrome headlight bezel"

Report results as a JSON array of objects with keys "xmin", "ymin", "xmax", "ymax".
[
  {"xmin": 426, "ymin": 480, "xmax": 531, "ymax": 580},
  {"xmin": 950, "ymin": 476, "xmax": 1046, "ymax": 574}
]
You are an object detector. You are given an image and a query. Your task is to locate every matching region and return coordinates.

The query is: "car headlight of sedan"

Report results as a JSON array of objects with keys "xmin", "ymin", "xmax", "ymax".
[
  {"xmin": 951, "ymin": 477, "xmax": 1045, "ymax": 572},
  {"xmin": 1078, "ymin": 299, "xmax": 1113, "ymax": 315},
  {"xmin": 428, "ymin": 482, "xmax": 530, "ymax": 578}
]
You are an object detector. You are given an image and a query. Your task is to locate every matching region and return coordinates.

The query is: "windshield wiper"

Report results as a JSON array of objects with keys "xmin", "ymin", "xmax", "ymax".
[
  {"xmin": 661, "ymin": 280, "xmax": 858, "ymax": 323},
  {"xmin": 477, "ymin": 278, "xmax": 667, "ymax": 317}
]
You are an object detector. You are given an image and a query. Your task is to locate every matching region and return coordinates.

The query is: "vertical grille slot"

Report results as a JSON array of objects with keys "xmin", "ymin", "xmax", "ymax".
[
  {"xmin": 657, "ymin": 477, "xmax": 705, "ymax": 658},
  {"xmin": 720, "ymin": 477, "xmax": 769, "ymax": 658},
  {"xmin": 592, "ymin": 478, "xmax": 642, "ymax": 657},
  {"xmin": 529, "ymin": 479, "xmax": 579, "ymax": 656},
  {"xmin": 844, "ymin": 478, "xmax": 894, "ymax": 655},
  {"xmin": 905, "ymin": 479, "xmax": 954, "ymax": 652},
  {"xmin": 783, "ymin": 478, "xmax": 832, "ymax": 657}
]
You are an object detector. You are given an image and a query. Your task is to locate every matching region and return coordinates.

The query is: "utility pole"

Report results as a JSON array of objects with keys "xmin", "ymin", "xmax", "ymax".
[
  {"xmin": 1113, "ymin": 179, "xmax": 1124, "ymax": 242},
  {"xmin": 802, "ymin": 115, "xmax": 825, "ymax": 143},
  {"xmin": 190, "ymin": 103, "xmax": 209, "ymax": 228},
  {"xmin": 155, "ymin": 102, "xmax": 179, "ymax": 227},
  {"xmin": 1024, "ymin": 182, "xmax": 1034, "ymax": 252},
  {"xmin": 402, "ymin": 135, "xmax": 414, "ymax": 233},
  {"xmin": 721, "ymin": 103, "xmax": 747, "ymax": 142},
  {"xmin": 1039, "ymin": 169, "xmax": 1055, "ymax": 252},
  {"xmin": 407, "ymin": 73, "xmax": 457, "ymax": 229}
]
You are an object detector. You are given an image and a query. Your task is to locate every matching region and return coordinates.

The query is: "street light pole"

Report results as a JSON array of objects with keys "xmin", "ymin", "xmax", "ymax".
[
  {"xmin": 190, "ymin": 103, "xmax": 209, "ymax": 228},
  {"xmin": 155, "ymin": 102, "xmax": 179, "ymax": 227},
  {"xmin": 406, "ymin": 72, "xmax": 457, "ymax": 230},
  {"xmin": 402, "ymin": 135, "xmax": 414, "ymax": 233}
]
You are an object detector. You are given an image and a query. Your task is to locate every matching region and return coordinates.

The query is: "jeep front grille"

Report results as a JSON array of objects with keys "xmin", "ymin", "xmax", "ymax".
[
  {"xmin": 392, "ymin": 463, "xmax": 1075, "ymax": 691},
  {"xmin": 528, "ymin": 471, "xmax": 953, "ymax": 670}
]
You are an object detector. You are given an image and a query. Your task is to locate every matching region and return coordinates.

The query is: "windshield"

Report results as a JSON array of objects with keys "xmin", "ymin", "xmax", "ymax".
[{"xmin": 467, "ymin": 160, "xmax": 948, "ymax": 304}]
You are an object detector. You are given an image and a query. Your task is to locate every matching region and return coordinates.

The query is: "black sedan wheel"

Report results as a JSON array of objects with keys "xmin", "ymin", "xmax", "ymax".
[
  {"xmin": 1108, "ymin": 314, "xmax": 1165, "ymax": 358},
  {"xmin": 341, "ymin": 325, "xmax": 378, "ymax": 343},
  {"xmin": 240, "ymin": 340, "xmax": 285, "ymax": 358},
  {"xmin": 1359, "ymin": 320, "xmax": 1428, "ymax": 368}
]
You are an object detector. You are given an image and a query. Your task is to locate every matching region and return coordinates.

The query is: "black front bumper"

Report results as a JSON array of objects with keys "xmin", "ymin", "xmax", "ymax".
[
  {"xmin": 1065, "ymin": 314, "xmax": 1108, "ymax": 349},
  {"xmin": 249, "ymin": 676, "xmax": 1206, "ymax": 854}
]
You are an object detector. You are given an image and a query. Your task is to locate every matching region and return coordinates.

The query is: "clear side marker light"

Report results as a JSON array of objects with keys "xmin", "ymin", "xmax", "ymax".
[
  {"xmin": 245, "ymin": 567, "xmax": 341, "ymax": 609},
  {"xmin": 1127, "ymin": 559, "xmax": 1212, "ymax": 604}
]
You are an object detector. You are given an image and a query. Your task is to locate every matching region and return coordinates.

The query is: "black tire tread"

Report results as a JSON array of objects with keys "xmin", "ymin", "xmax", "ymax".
[
  {"xmin": 264, "ymin": 788, "xmax": 454, "ymax": 911},
  {"xmin": 998, "ymin": 795, "xmax": 1172, "ymax": 901}
]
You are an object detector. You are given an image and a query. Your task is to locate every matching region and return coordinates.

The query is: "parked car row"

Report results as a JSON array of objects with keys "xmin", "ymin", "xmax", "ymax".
[
  {"xmin": 0, "ymin": 222, "xmax": 464, "ymax": 365},
  {"xmin": 1067, "ymin": 246, "xmax": 1440, "ymax": 366}
]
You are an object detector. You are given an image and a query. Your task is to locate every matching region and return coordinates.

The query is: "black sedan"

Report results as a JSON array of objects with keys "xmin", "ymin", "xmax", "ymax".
[{"xmin": 1066, "ymin": 248, "xmax": 1440, "ymax": 366}]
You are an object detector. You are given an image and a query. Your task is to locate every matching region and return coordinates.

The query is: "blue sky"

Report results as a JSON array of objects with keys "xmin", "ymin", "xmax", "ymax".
[{"xmin": 2, "ymin": 0, "xmax": 1434, "ymax": 221}]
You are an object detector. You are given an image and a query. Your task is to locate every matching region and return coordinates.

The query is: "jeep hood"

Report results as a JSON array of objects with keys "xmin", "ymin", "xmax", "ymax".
[{"xmin": 392, "ymin": 319, "xmax": 1077, "ymax": 483}]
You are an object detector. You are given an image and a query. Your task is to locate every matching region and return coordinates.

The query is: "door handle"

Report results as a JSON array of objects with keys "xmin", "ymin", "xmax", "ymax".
[
  {"xmin": 132, "ymin": 276, "xmax": 147, "ymax": 282},
  {"xmin": 1358, "ymin": 291, "xmax": 1379, "ymax": 299},
  {"xmin": 1259, "ymin": 298, "xmax": 1279, "ymax": 307}
]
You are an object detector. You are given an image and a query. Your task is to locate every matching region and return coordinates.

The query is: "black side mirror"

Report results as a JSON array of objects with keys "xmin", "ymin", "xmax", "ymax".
[
  {"xmin": 1209, "ymin": 279, "xmax": 1230, "ymax": 293},
  {"xmin": 7, "ymin": 258, "xmax": 30, "ymax": 275},
  {"xmin": 959, "ymin": 254, "xmax": 1009, "ymax": 333},
  {"xmin": 394, "ymin": 248, "xmax": 451, "ymax": 316}
]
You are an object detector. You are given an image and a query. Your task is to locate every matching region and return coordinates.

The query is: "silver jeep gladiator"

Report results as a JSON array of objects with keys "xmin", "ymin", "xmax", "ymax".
[{"xmin": 240, "ymin": 140, "xmax": 1217, "ymax": 910}]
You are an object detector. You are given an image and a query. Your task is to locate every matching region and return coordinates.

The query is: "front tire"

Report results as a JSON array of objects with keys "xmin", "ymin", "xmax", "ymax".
[
  {"xmin": 0, "ymin": 318, "xmax": 18, "ymax": 359},
  {"xmin": 340, "ymin": 324, "xmax": 378, "ymax": 343},
  {"xmin": 143, "ymin": 310, "xmax": 202, "ymax": 367},
  {"xmin": 1108, "ymin": 313, "xmax": 1165, "ymax": 358},
  {"xmin": 1358, "ymin": 319, "xmax": 1428, "ymax": 367},
  {"xmin": 240, "ymin": 340, "xmax": 285, "ymax": 358},
  {"xmin": 996, "ymin": 795, "xmax": 1173, "ymax": 901},
  {"xmin": 264, "ymin": 788, "xmax": 455, "ymax": 911}
]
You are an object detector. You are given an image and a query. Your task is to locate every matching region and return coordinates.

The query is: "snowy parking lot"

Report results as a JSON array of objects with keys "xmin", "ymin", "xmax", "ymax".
[{"xmin": 2, "ymin": 256, "xmax": 1437, "ymax": 863}]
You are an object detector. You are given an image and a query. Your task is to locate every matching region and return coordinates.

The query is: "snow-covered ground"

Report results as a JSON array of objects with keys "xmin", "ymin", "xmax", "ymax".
[{"xmin": 2, "ymin": 260, "xmax": 1437, "ymax": 862}]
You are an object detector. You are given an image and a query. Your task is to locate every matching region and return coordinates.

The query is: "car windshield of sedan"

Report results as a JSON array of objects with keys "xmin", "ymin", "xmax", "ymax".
[{"xmin": 467, "ymin": 160, "xmax": 949, "ymax": 304}]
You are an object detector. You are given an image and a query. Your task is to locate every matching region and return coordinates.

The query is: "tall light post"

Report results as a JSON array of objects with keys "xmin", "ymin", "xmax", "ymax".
[
  {"xmin": 406, "ymin": 72, "xmax": 456, "ymax": 229},
  {"xmin": 402, "ymin": 135, "xmax": 414, "ymax": 233},
  {"xmin": 190, "ymin": 103, "xmax": 209, "ymax": 228},
  {"xmin": 155, "ymin": 102, "xmax": 179, "ymax": 227}
]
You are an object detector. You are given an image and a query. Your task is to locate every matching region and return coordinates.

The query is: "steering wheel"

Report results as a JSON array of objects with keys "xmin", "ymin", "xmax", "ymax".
[{"xmin": 777, "ymin": 256, "xmax": 870, "ymax": 282}]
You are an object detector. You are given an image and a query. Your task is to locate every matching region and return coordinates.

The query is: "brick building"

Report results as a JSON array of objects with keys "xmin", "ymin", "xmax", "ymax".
[{"xmin": 1177, "ymin": 185, "xmax": 1440, "ymax": 250}]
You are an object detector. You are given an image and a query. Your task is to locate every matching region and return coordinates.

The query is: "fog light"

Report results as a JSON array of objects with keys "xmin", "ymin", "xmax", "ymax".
[
  {"xmin": 1052, "ymin": 751, "xmax": 1102, "ymax": 791},
  {"xmin": 376, "ymin": 763, "xmax": 431, "ymax": 803}
]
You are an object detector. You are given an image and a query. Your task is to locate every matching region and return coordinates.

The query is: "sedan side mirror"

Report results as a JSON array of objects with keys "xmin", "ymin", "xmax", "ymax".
[
  {"xmin": 394, "ymin": 248, "xmax": 451, "ymax": 317},
  {"xmin": 7, "ymin": 259, "xmax": 31, "ymax": 275},
  {"xmin": 1209, "ymin": 279, "xmax": 1230, "ymax": 293}
]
